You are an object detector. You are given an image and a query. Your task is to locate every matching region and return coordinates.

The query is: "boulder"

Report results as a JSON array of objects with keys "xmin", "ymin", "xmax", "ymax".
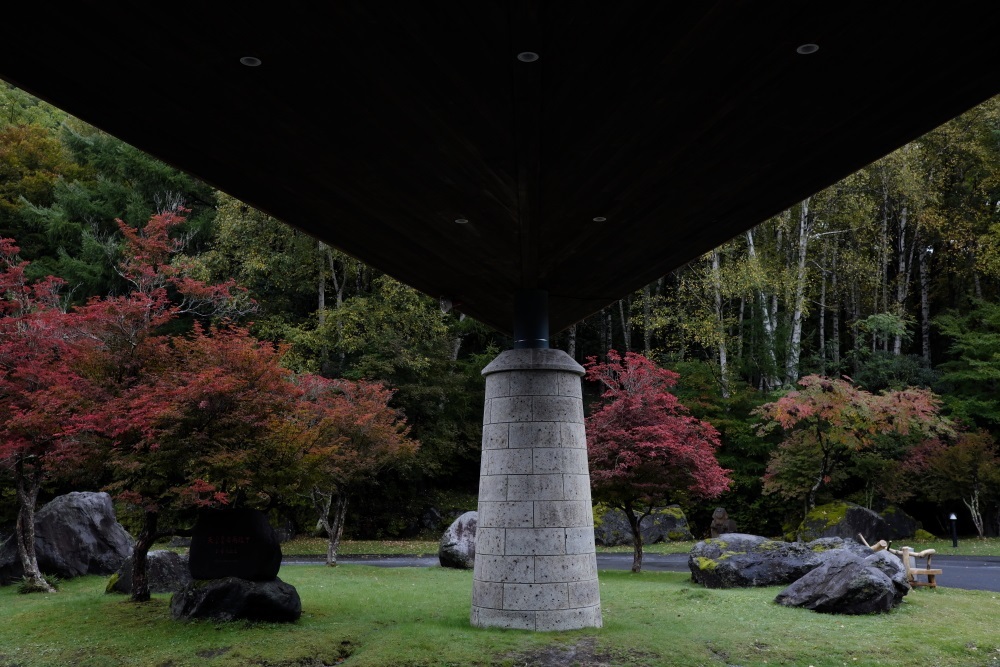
[
  {"xmin": 189, "ymin": 508, "xmax": 282, "ymax": 581},
  {"xmin": 34, "ymin": 492, "xmax": 134, "ymax": 578},
  {"xmin": 170, "ymin": 576, "xmax": 301, "ymax": 622},
  {"xmin": 879, "ymin": 506, "xmax": 919, "ymax": 541},
  {"xmin": 439, "ymin": 511, "xmax": 477, "ymax": 569},
  {"xmin": 593, "ymin": 505, "xmax": 693, "ymax": 546},
  {"xmin": 688, "ymin": 533, "xmax": 873, "ymax": 588},
  {"xmin": 797, "ymin": 501, "xmax": 915, "ymax": 543},
  {"xmin": 864, "ymin": 549, "xmax": 911, "ymax": 602},
  {"xmin": 775, "ymin": 550, "xmax": 909, "ymax": 614},
  {"xmin": 0, "ymin": 528, "xmax": 21, "ymax": 584},
  {"xmin": 106, "ymin": 550, "xmax": 192, "ymax": 594}
]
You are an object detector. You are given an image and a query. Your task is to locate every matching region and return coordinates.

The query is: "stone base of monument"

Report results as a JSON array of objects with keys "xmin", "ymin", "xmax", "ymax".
[
  {"xmin": 170, "ymin": 576, "xmax": 302, "ymax": 622},
  {"xmin": 172, "ymin": 509, "xmax": 299, "ymax": 622}
]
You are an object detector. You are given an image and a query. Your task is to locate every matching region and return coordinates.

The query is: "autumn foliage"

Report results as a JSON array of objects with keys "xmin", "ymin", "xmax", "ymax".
[
  {"xmin": 0, "ymin": 239, "xmax": 91, "ymax": 592},
  {"xmin": 755, "ymin": 374, "xmax": 948, "ymax": 520},
  {"xmin": 904, "ymin": 430, "xmax": 1000, "ymax": 538},
  {"xmin": 293, "ymin": 374, "xmax": 418, "ymax": 565},
  {"xmin": 585, "ymin": 350, "xmax": 730, "ymax": 571},
  {"xmin": 1, "ymin": 211, "xmax": 417, "ymax": 598}
]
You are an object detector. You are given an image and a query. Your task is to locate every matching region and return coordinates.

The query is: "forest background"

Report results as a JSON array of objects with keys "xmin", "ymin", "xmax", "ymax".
[{"xmin": 2, "ymin": 81, "xmax": 999, "ymax": 544}]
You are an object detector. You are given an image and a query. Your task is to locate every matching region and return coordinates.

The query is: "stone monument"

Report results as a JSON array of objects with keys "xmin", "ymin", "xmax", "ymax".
[{"xmin": 170, "ymin": 508, "xmax": 300, "ymax": 622}]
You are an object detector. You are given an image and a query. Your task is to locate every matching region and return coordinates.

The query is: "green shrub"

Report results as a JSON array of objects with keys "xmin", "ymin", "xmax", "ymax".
[{"xmin": 17, "ymin": 574, "xmax": 60, "ymax": 594}]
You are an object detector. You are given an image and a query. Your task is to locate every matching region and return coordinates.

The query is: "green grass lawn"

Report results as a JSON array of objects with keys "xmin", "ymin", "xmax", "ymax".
[{"xmin": 1, "ymin": 562, "xmax": 998, "ymax": 667}]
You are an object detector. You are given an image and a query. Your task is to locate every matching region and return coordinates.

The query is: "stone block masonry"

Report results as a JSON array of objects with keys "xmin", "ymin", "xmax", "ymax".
[{"xmin": 471, "ymin": 348, "xmax": 602, "ymax": 631}]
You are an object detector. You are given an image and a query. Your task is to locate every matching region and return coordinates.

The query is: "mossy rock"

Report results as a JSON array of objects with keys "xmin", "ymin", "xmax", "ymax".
[
  {"xmin": 879, "ymin": 505, "xmax": 918, "ymax": 540},
  {"xmin": 688, "ymin": 534, "xmax": 873, "ymax": 589},
  {"xmin": 914, "ymin": 529, "xmax": 936, "ymax": 541},
  {"xmin": 693, "ymin": 556, "xmax": 718, "ymax": 571},
  {"xmin": 797, "ymin": 502, "xmax": 916, "ymax": 543},
  {"xmin": 592, "ymin": 504, "xmax": 693, "ymax": 546}
]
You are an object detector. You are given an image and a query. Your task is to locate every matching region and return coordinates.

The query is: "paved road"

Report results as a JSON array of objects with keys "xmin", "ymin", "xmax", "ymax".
[{"xmin": 283, "ymin": 553, "xmax": 1000, "ymax": 592}]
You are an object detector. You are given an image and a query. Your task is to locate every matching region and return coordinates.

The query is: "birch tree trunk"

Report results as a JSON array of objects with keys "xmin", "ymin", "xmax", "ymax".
[
  {"xmin": 920, "ymin": 245, "xmax": 932, "ymax": 365},
  {"xmin": 784, "ymin": 198, "xmax": 812, "ymax": 387},
  {"xmin": 818, "ymin": 247, "xmax": 827, "ymax": 374},
  {"xmin": 642, "ymin": 284, "xmax": 652, "ymax": 355},
  {"xmin": 317, "ymin": 250, "xmax": 326, "ymax": 320},
  {"xmin": 603, "ymin": 308, "xmax": 614, "ymax": 356},
  {"xmin": 450, "ymin": 313, "xmax": 467, "ymax": 361},
  {"xmin": 321, "ymin": 241, "xmax": 347, "ymax": 369},
  {"xmin": 746, "ymin": 229, "xmax": 780, "ymax": 391},
  {"xmin": 710, "ymin": 249, "xmax": 730, "ymax": 398},
  {"xmin": 831, "ymin": 247, "xmax": 841, "ymax": 369},
  {"xmin": 567, "ymin": 323, "xmax": 577, "ymax": 359},
  {"xmin": 893, "ymin": 205, "xmax": 918, "ymax": 355},
  {"xmin": 618, "ymin": 297, "xmax": 632, "ymax": 353},
  {"xmin": 737, "ymin": 297, "xmax": 745, "ymax": 359},
  {"xmin": 878, "ymin": 182, "xmax": 890, "ymax": 318}
]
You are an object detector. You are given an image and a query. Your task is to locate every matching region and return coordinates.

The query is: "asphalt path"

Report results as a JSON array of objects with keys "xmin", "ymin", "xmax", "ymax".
[{"xmin": 282, "ymin": 553, "xmax": 1000, "ymax": 592}]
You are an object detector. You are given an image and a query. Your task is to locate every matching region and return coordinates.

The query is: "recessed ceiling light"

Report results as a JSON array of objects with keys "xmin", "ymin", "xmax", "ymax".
[
  {"xmin": 517, "ymin": 52, "xmax": 539, "ymax": 63},
  {"xmin": 796, "ymin": 43, "xmax": 819, "ymax": 55},
  {"xmin": 240, "ymin": 56, "xmax": 262, "ymax": 67},
  {"xmin": 593, "ymin": 216, "xmax": 607, "ymax": 222},
  {"xmin": 455, "ymin": 218, "xmax": 469, "ymax": 224}
]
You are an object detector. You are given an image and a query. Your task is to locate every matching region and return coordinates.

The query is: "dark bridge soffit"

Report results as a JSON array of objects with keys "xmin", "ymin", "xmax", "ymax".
[{"xmin": 2, "ymin": 3, "xmax": 999, "ymax": 336}]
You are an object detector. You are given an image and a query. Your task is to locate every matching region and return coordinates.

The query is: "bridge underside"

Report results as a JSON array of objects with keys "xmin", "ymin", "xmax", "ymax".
[{"xmin": 2, "ymin": 3, "xmax": 998, "ymax": 336}]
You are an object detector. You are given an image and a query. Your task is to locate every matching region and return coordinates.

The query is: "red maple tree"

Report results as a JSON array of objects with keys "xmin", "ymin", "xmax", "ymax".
[
  {"xmin": 96, "ymin": 321, "xmax": 299, "ymax": 600},
  {"xmin": 292, "ymin": 373, "xmax": 418, "ymax": 565},
  {"xmin": 0, "ymin": 239, "xmax": 94, "ymax": 592},
  {"xmin": 585, "ymin": 350, "xmax": 731, "ymax": 572},
  {"xmin": 70, "ymin": 210, "xmax": 270, "ymax": 601}
]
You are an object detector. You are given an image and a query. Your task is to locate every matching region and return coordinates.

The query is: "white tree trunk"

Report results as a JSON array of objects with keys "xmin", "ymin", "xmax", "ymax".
[
  {"xmin": 618, "ymin": 297, "xmax": 632, "ymax": 352},
  {"xmin": 746, "ymin": 228, "xmax": 780, "ymax": 391},
  {"xmin": 642, "ymin": 284, "xmax": 652, "ymax": 355},
  {"xmin": 831, "ymin": 246, "xmax": 840, "ymax": 369},
  {"xmin": 818, "ymin": 247, "xmax": 827, "ymax": 373},
  {"xmin": 784, "ymin": 199, "xmax": 811, "ymax": 387},
  {"xmin": 893, "ymin": 205, "xmax": 918, "ymax": 355},
  {"xmin": 964, "ymin": 489, "xmax": 984, "ymax": 539},
  {"xmin": 920, "ymin": 245, "xmax": 932, "ymax": 365},
  {"xmin": 710, "ymin": 249, "xmax": 730, "ymax": 398}
]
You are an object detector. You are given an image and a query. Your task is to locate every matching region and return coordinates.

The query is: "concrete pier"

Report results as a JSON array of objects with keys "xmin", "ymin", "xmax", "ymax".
[{"xmin": 470, "ymin": 348, "xmax": 602, "ymax": 631}]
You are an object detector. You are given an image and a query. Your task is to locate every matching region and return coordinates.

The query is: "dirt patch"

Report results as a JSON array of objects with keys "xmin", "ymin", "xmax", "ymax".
[
  {"xmin": 497, "ymin": 637, "xmax": 658, "ymax": 667},
  {"xmin": 196, "ymin": 646, "xmax": 232, "ymax": 658}
]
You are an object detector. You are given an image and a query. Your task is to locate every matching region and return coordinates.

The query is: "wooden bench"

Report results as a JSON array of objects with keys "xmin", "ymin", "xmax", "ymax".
[
  {"xmin": 889, "ymin": 546, "xmax": 942, "ymax": 588},
  {"xmin": 857, "ymin": 534, "xmax": 942, "ymax": 588}
]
